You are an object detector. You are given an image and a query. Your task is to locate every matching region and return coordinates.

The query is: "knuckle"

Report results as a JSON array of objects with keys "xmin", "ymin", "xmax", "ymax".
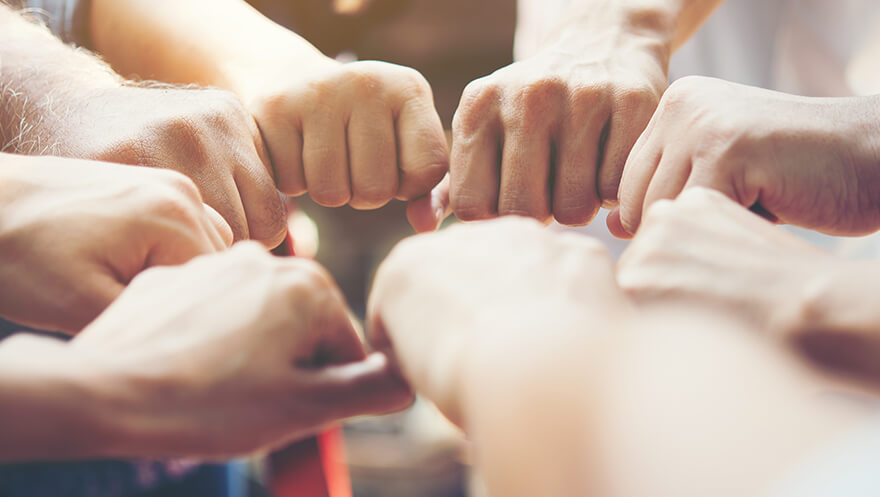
[
  {"xmin": 455, "ymin": 79, "xmax": 501, "ymax": 134},
  {"xmin": 553, "ymin": 201, "xmax": 599, "ymax": 227},
  {"xmin": 497, "ymin": 199, "xmax": 551, "ymax": 222},
  {"xmin": 451, "ymin": 192, "xmax": 495, "ymax": 221},
  {"xmin": 617, "ymin": 85, "xmax": 661, "ymax": 113},
  {"xmin": 156, "ymin": 169, "xmax": 202, "ymax": 201},
  {"xmin": 310, "ymin": 186, "xmax": 352, "ymax": 207},
  {"xmin": 351, "ymin": 183, "xmax": 396, "ymax": 209},
  {"xmin": 660, "ymin": 76, "xmax": 706, "ymax": 111},
  {"xmin": 347, "ymin": 66, "xmax": 382, "ymax": 95},
  {"xmin": 503, "ymin": 79, "xmax": 566, "ymax": 126}
]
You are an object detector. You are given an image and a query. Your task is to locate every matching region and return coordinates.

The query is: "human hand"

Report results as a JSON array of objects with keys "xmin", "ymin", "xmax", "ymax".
[
  {"xmin": 47, "ymin": 84, "xmax": 286, "ymax": 246},
  {"xmin": 0, "ymin": 154, "xmax": 230, "ymax": 334},
  {"xmin": 22, "ymin": 243, "xmax": 412, "ymax": 459},
  {"xmin": 610, "ymin": 77, "xmax": 880, "ymax": 238},
  {"xmin": 445, "ymin": 30, "xmax": 667, "ymax": 226},
  {"xmin": 367, "ymin": 218, "xmax": 632, "ymax": 424},
  {"xmin": 229, "ymin": 55, "xmax": 448, "ymax": 230},
  {"xmin": 618, "ymin": 188, "xmax": 839, "ymax": 335}
]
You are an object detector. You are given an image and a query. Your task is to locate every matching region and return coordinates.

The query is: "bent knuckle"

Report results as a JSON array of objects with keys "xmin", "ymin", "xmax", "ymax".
[
  {"xmin": 455, "ymin": 79, "xmax": 502, "ymax": 134},
  {"xmin": 451, "ymin": 192, "xmax": 495, "ymax": 221},
  {"xmin": 310, "ymin": 185, "xmax": 352, "ymax": 207},
  {"xmin": 504, "ymin": 79, "xmax": 566, "ymax": 126}
]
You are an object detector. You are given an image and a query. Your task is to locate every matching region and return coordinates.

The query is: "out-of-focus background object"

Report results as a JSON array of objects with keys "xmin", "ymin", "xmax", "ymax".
[{"xmin": 245, "ymin": 1, "xmax": 515, "ymax": 495}]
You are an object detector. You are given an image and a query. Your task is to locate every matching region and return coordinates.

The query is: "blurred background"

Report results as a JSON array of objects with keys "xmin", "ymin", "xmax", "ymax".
[{"xmin": 247, "ymin": 0, "xmax": 516, "ymax": 495}]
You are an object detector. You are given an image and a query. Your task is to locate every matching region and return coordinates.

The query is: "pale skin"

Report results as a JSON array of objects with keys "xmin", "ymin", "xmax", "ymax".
[
  {"xmin": 0, "ymin": 153, "xmax": 230, "ymax": 334},
  {"xmin": 87, "ymin": 0, "xmax": 449, "ymax": 231},
  {"xmin": 0, "ymin": 4, "xmax": 286, "ymax": 246},
  {"xmin": 368, "ymin": 218, "xmax": 877, "ymax": 497},
  {"xmin": 609, "ymin": 77, "xmax": 880, "ymax": 238},
  {"xmin": 0, "ymin": 243, "xmax": 413, "ymax": 463},
  {"xmin": 619, "ymin": 188, "xmax": 880, "ymax": 383},
  {"xmin": 430, "ymin": 0, "xmax": 725, "ymax": 228}
]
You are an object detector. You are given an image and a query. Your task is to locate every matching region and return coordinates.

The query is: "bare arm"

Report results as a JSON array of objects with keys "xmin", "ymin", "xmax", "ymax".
[
  {"xmin": 0, "ymin": 3, "xmax": 287, "ymax": 246},
  {"xmin": 516, "ymin": 0, "xmax": 725, "ymax": 60},
  {"xmin": 0, "ymin": 4, "xmax": 119, "ymax": 153},
  {"xmin": 369, "ymin": 218, "xmax": 875, "ymax": 497},
  {"xmin": 88, "ymin": 0, "xmax": 321, "ymax": 93},
  {"xmin": 462, "ymin": 311, "xmax": 871, "ymax": 497}
]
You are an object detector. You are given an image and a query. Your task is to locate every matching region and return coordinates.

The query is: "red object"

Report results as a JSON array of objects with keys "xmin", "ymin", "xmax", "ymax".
[{"xmin": 270, "ymin": 233, "xmax": 351, "ymax": 497}]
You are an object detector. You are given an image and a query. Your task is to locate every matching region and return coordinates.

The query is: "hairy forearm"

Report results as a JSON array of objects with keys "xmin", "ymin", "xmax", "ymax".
[
  {"xmin": 459, "ymin": 311, "xmax": 869, "ymax": 497},
  {"xmin": 90, "ymin": 0, "xmax": 325, "ymax": 95},
  {"xmin": 0, "ymin": 4, "xmax": 118, "ymax": 154}
]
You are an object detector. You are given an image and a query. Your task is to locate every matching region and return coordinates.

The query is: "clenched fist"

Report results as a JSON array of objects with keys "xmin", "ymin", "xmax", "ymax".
[{"xmin": 611, "ymin": 77, "xmax": 880, "ymax": 237}]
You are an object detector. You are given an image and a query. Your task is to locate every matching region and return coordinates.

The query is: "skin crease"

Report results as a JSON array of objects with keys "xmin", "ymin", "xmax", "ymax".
[
  {"xmin": 0, "ymin": 5, "xmax": 286, "ymax": 247},
  {"xmin": 0, "ymin": 153, "xmax": 230, "ymax": 334},
  {"xmin": 368, "ymin": 217, "xmax": 876, "ymax": 497},
  {"xmin": 0, "ymin": 243, "xmax": 413, "ymax": 462},
  {"xmin": 426, "ymin": 0, "xmax": 725, "ymax": 228},
  {"xmin": 609, "ymin": 76, "xmax": 880, "ymax": 238},
  {"xmin": 88, "ymin": 0, "xmax": 449, "ymax": 231}
]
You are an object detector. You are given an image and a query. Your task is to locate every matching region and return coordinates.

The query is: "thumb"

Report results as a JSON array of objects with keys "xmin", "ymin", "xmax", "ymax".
[
  {"xmin": 407, "ymin": 174, "xmax": 451, "ymax": 233},
  {"xmin": 606, "ymin": 207, "xmax": 635, "ymax": 240},
  {"xmin": 299, "ymin": 353, "xmax": 414, "ymax": 421}
]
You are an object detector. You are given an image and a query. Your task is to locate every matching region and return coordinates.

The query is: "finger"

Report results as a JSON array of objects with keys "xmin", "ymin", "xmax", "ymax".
[
  {"xmin": 597, "ymin": 100, "xmax": 658, "ymax": 207},
  {"xmin": 683, "ymin": 160, "xmax": 750, "ymax": 205},
  {"xmin": 406, "ymin": 174, "xmax": 451, "ymax": 233},
  {"xmin": 303, "ymin": 115, "xmax": 351, "ymax": 207},
  {"xmin": 606, "ymin": 208, "xmax": 632, "ymax": 240},
  {"xmin": 450, "ymin": 102, "xmax": 501, "ymax": 221},
  {"xmin": 279, "ymin": 260, "xmax": 367, "ymax": 365},
  {"xmin": 233, "ymin": 155, "xmax": 287, "ymax": 248},
  {"xmin": 394, "ymin": 95, "xmax": 449, "ymax": 201},
  {"xmin": 617, "ymin": 123, "xmax": 664, "ymax": 236},
  {"xmin": 498, "ymin": 125, "xmax": 552, "ymax": 221},
  {"xmin": 297, "ymin": 352, "xmax": 414, "ymax": 420},
  {"xmin": 146, "ymin": 227, "xmax": 216, "ymax": 268},
  {"xmin": 202, "ymin": 203, "xmax": 234, "ymax": 249},
  {"xmin": 552, "ymin": 113, "xmax": 607, "ymax": 226},
  {"xmin": 348, "ymin": 106, "xmax": 398, "ymax": 210},
  {"xmin": 641, "ymin": 152, "xmax": 693, "ymax": 217},
  {"xmin": 200, "ymin": 176, "xmax": 250, "ymax": 242},
  {"xmin": 259, "ymin": 113, "xmax": 307, "ymax": 197}
]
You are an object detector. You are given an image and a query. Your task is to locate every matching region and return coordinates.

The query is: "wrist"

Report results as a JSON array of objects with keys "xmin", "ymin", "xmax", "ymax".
[
  {"xmin": 216, "ymin": 36, "xmax": 339, "ymax": 104},
  {"xmin": 546, "ymin": 1, "xmax": 674, "ymax": 65}
]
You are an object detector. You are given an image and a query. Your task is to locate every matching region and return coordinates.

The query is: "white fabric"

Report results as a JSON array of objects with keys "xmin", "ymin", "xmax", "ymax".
[{"xmin": 671, "ymin": 0, "xmax": 880, "ymax": 97}]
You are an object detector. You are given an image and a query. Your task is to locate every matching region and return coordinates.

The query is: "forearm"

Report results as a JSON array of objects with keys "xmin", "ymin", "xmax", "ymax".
[
  {"xmin": 90, "ymin": 0, "xmax": 326, "ymax": 96},
  {"xmin": 459, "ymin": 310, "xmax": 870, "ymax": 497},
  {"xmin": 518, "ymin": 0, "xmax": 725, "ymax": 60},
  {"xmin": 0, "ymin": 335, "xmax": 118, "ymax": 462},
  {"xmin": 0, "ymin": 4, "xmax": 118, "ymax": 153}
]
